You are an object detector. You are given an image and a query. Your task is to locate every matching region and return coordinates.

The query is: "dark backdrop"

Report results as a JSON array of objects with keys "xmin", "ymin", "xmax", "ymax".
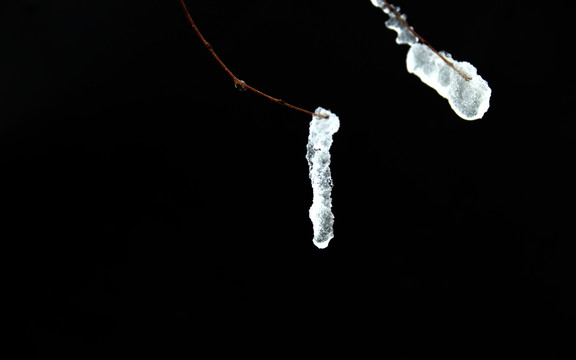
[{"xmin": 4, "ymin": 0, "xmax": 574, "ymax": 358}]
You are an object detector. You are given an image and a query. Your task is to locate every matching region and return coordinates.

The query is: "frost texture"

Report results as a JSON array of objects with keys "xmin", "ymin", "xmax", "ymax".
[
  {"xmin": 306, "ymin": 107, "xmax": 340, "ymax": 249},
  {"xmin": 371, "ymin": 0, "xmax": 491, "ymax": 120}
]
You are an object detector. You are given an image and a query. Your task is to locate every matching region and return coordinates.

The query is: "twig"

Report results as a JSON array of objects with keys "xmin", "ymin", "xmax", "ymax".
[
  {"xmin": 381, "ymin": 0, "xmax": 470, "ymax": 82},
  {"xmin": 179, "ymin": 0, "xmax": 328, "ymax": 119}
]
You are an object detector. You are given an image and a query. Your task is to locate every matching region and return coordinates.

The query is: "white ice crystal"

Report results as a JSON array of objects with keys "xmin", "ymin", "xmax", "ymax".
[
  {"xmin": 306, "ymin": 107, "xmax": 340, "ymax": 249},
  {"xmin": 371, "ymin": 0, "xmax": 491, "ymax": 120}
]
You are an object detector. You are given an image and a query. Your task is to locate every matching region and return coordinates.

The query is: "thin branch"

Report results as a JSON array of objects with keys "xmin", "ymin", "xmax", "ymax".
[
  {"xmin": 381, "ymin": 0, "xmax": 471, "ymax": 82},
  {"xmin": 179, "ymin": 0, "xmax": 328, "ymax": 119}
]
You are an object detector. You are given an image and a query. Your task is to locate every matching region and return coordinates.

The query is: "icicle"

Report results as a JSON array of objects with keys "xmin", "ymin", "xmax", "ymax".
[{"xmin": 306, "ymin": 107, "xmax": 340, "ymax": 249}]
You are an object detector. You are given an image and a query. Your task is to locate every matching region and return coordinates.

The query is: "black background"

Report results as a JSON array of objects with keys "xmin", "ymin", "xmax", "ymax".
[{"xmin": 4, "ymin": 0, "xmax": 574, "ymax": 358}]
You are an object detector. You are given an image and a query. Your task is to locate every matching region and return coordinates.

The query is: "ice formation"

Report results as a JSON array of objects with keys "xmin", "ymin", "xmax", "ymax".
[
  {"xmin": 306, "ymin": 107, "xmax": 340, "ymax": 249},
  {"xmin": 371, "ymin": 0, "xmax": 491, "ymax": 120}
]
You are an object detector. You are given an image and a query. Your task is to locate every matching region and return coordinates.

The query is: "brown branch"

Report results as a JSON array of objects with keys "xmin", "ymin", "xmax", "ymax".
[
  {"xmin": 179, "ymin": 0, "xmax": 328, "ymax": 119},
  {"xmin": 381, "ymin": 0, "xmax": 470, "ymax": 82}
]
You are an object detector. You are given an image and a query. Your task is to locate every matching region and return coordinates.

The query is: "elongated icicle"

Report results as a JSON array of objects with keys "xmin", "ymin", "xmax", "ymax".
[{"xmin": 306, "ymin": 107, "xmax": 340, "ymax": 249}]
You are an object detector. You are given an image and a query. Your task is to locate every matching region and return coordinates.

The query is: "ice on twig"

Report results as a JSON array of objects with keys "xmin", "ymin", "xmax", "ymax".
[
  {"xmin": 371, "ymin": 0, "xmax": 417, "ymax": 45},
  {"xmin": 407, "ymin": 44, "xmax": 491, "ymax": 120},
  {"xmin": 371, "ymin": 0, "xmax": 491, "ymax": 120},
  {"xmin": 306, "ymin": 107, "xmax": 340, "ymax": 249}
]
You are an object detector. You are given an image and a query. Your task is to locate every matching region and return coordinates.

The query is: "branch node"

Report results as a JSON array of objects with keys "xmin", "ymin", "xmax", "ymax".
[{"xmin": 234, "ymin": 79, "xmax": 247, "ymax": 91}]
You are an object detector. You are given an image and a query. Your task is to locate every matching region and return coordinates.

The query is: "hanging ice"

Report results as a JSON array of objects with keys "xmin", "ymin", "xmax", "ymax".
[
  {"xmin": 306, "ymin": 107, "xmax": 340, "ymax": 249},
  {"xmin": 371, "ymin": 0, "xmax": 491, "ymax": 120}
]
